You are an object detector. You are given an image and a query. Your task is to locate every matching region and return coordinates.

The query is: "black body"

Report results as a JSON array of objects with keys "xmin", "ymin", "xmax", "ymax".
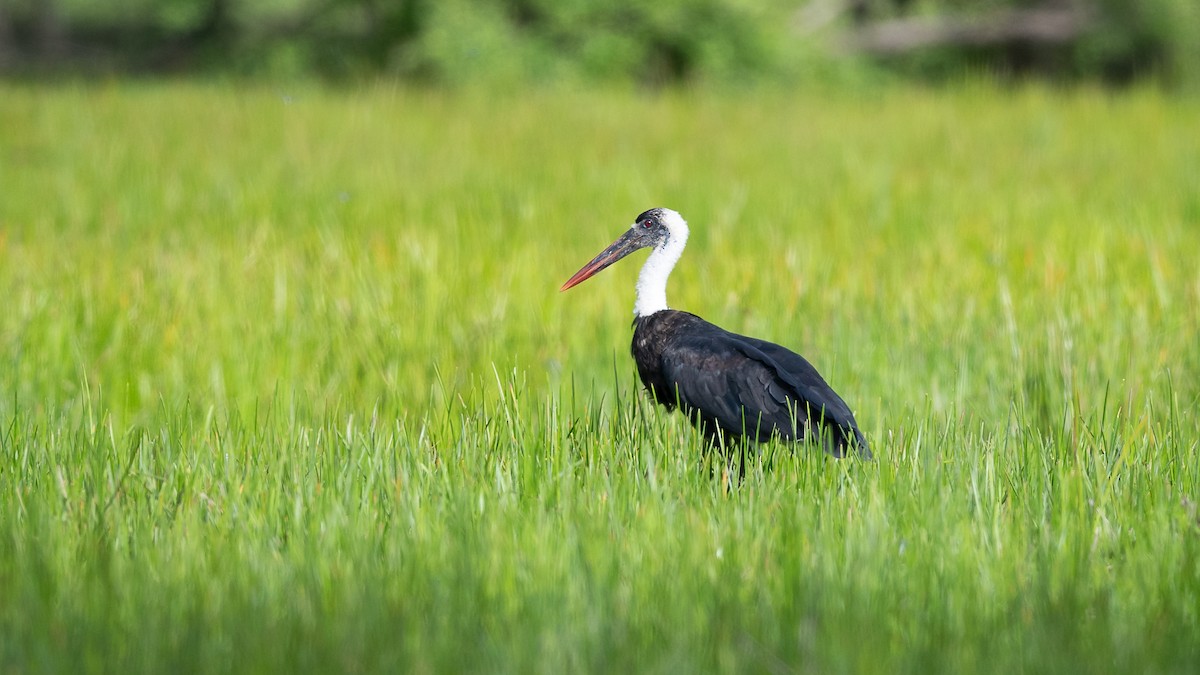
[{"xmin": 632, "ymin": 309, "xmax": 871, "ymax": 459}]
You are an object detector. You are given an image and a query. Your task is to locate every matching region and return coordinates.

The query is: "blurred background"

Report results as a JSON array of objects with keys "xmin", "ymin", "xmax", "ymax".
[
  {"xmin": 1, "ymin": 0, "xmax": 1198, "ymax": 87},
  {"xmin": 2, "ymin": 6, "xmax": 1198, "ymax": 671}
]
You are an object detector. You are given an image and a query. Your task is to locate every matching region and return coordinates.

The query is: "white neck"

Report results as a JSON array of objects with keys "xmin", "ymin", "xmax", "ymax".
[{"xmin": 634, "ymin": 225, "xmax": 688, "ymax": 317}]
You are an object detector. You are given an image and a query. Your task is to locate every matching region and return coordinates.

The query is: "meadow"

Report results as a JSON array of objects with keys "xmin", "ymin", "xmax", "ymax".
[{"xmin": 1, "ymin": 81, "xmax": 1198, "ymax": 673}]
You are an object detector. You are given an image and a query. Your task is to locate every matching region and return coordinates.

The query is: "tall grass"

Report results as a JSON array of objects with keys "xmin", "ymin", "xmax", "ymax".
[{"xmin": 1, "ymin": 81, "xmax": 1198, "ymax": 673}]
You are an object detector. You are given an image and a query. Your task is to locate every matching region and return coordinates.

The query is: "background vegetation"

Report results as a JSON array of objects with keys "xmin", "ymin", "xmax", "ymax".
[
  {"xmin": 3, "ymin": 1, "xmax": 1199, "ymax": 673},
  {"xmin": 2, "ymin": 82, "xmax": 1199, "ymax": 672},
  {"xmin": 1, "ymin": 0, "xmax": 1199, "ymax": 86}
]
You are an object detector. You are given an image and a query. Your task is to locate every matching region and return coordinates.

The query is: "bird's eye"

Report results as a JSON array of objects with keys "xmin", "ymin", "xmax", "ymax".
[{"xmin": 641, "ymin": 220, "xmax": 653, "ymax": 229}]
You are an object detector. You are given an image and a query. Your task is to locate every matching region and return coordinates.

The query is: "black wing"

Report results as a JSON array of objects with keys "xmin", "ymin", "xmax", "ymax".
[
  {"xmin": 735, "ymin": 335, "xmax": 871, "ymax": 457},
  {"xmin": 658, "ymin": 326, "xmax": 870, "ymax": 458}
]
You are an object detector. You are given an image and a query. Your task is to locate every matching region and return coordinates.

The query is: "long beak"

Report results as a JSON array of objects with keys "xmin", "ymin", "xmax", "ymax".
[{"xmin": 560, "ymin": 229, "xmax": 645, "ymax": 291}]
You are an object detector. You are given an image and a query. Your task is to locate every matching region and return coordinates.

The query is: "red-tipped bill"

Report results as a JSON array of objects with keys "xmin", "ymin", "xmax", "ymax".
[{"xmin": 560, "ymin": 229, "xmax": 647, "ymax": 291}]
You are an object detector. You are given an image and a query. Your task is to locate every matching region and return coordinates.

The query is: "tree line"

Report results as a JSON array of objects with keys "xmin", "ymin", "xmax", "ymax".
[{"xmin": 1, "ymin": 0, "xmax": 1196, "ymax": 85}]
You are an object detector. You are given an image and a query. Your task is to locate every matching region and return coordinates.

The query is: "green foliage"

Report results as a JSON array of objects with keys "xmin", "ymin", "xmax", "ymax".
[
  {"xmin": 1075, "ymin": 0, "xmax": 1200, "ymax": 84},
  {"xmin": 849, "ymin": 0, "xmax": 1200, "ymax": 87},
  {"xmin": 1, "ymin": 0, "xmax": 800, "ymax": 84},
  {"xmin": 379, "ymin": 0, "xmax": 792, "ymax": 84},
  {"xmin": 1, "ymin": 82, "xmax": 1200, "ymax": 672},
  {"xmin": 4, "ymin": 0, "xmax": 1200, "ymax": 86}
]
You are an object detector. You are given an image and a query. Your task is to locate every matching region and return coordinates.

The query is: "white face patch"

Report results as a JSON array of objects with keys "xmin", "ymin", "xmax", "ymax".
[
  {"xmin": 657, "ymin": 209, "xmax": 686, "ymax": 243},
  {"xmin": 658, "ymin": 208, "xmax": 685, "ymax": 228}
]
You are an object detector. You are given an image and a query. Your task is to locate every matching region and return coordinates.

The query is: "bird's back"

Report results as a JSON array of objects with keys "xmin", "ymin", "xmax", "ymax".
[{"xmin": 632, "ymin": 310, "xmax": 870, "ymax": 458}]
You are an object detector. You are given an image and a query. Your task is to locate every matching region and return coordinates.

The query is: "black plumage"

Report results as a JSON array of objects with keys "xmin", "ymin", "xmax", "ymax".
[
  {"xmin": 632, "ymin": 310, "xmax": 871, "ymax": 458},
  {"xmin": 561, "ymin": 207, "xmax": 871, "ymax": 461}
]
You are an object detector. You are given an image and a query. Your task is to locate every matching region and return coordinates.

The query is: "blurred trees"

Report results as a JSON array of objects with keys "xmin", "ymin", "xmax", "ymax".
[
  {"xmin": 0, "ymin": 0, "xmax": 1196, "ymax": 85},
  {"xmin": 837, "ymin": 0, "xmax": 1200, "ymax": 84}
]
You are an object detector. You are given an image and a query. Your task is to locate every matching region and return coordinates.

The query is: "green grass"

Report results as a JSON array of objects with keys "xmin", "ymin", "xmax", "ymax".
[{"xmin": 1, "ymin": 81, "xmax": 1199, "ymax": 673}]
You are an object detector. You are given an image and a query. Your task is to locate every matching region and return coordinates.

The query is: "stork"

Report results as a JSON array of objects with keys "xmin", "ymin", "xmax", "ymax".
[{"xmin": 561, "ymin": 208, "xmax": 871, "ymax": 460}]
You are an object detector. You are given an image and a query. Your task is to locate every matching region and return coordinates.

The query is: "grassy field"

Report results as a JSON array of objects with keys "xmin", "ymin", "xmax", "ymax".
[{"xmin": 1, "ymin": 81, "xmax": 1198, "ymax": 673}]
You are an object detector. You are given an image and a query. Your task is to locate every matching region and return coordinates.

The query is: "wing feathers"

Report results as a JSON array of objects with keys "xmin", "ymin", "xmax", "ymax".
[{"xmin": 657, "ymin": 323, "xmax": 870, "ymax": 457}]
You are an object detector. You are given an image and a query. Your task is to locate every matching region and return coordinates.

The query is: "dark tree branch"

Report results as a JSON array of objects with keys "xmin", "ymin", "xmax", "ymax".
[{"xmin": 841, "ymin": 6, "xmax": 1094, "ymax": 55}]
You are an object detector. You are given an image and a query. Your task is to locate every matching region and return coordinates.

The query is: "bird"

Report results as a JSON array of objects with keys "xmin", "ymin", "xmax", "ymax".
[{"xmin": 560, "ymin": 207, "xmax": 871, "ymax": 460}]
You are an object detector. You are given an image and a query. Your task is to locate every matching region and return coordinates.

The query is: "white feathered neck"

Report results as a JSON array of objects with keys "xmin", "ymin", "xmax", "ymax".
[{"xmin": 634, "ymin": 210, "xmax": 689, "ymax": 317}]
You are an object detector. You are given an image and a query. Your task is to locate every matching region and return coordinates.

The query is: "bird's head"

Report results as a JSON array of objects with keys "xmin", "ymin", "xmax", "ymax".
[{"xmin": 560, "ymin": 208, "xmax": 688, "ymax": 291}]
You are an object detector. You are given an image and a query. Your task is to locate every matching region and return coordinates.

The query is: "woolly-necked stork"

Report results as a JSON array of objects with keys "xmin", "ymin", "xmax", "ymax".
[{"xmin": 561, "ymin": 208, "xmax": 871, "ymax": 459}]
